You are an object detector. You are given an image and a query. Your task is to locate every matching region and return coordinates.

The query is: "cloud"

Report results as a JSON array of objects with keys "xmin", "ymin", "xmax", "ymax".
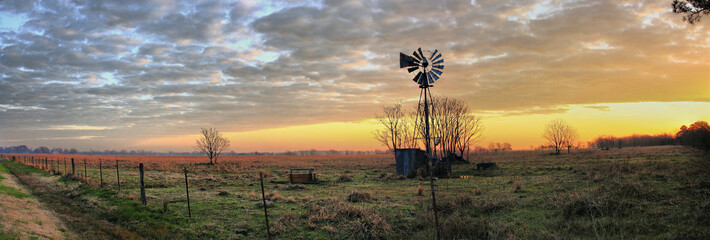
[
  {"xmin": 0, "ymin": 0, "xmax": 708, "ymax": 150},
  {"xmin": 38, "ymin": 125, "xmax": 116, "ymax": 131}
]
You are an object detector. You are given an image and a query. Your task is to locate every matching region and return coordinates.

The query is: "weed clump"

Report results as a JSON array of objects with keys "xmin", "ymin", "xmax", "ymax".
[
  {"xmin": 272, "ymin": 212, "xmax": 301, "ymax": 235},
  {"xmin": 550, "ymin": 191, "xmax": 637, "ymax": 219},
  {"xmin": 248, "ymin": 191, "xmax": 258, "ymax": 200},
  {"xmin": 513, "ymin": 180, "xmax": 523, "ymax": 193},
  {"xmin": 437, "ymin": 194, "xmax": 474, "ymax": 214},
  {"xmin": 347, "ymin": 191, "xmax": 374, "ymax": 203},
  {"xmin": 266, "ymin": 191, "xmax": 285, "ymax": 202},
  {"xmin": 338, "ymin": 175, "xmax": 353, "ymax": 182},
  {"xmin": 440, "ymin": 212, "xmax": 491, "ymax": 239},
  {"xmin": 305, "ymin": 198, "xmax": 393, "ymax": 238}
]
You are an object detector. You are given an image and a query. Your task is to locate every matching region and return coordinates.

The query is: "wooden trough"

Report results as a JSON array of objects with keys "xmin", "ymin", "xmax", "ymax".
[{"xmin": 289, "ymin": 168, "xmax": 317, "ymax": 184}]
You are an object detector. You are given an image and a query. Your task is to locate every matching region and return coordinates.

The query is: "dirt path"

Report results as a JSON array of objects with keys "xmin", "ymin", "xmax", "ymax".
[
  {"xmin": 0, "ymin": 164, "xmax": 75, "ymax": 239},
  {"xmin": 1, "ymin": 160, "xmax": 142, "ymax": 240}
]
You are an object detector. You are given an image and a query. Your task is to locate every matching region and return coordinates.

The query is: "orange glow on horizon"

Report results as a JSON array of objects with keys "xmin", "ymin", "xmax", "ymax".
[{"xmin": 133, "ymin": 101, "xmax": 709, "ymax": 152}]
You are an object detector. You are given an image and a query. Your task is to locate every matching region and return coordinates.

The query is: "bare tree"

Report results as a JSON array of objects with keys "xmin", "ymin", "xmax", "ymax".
[
  {"xmin": 196, "ymin": 128, "xmax": 230, "ymax": 164},
  {"xmin": 456, "ymin": 114, "xmax": 484, "ymax": 161},
  {"xmin": 673, "ymin": 0, "xmax": 710, "ymax": 24},
  {"xmin": 373, "ymin": 103, "xmax": 417, "ymax": 152},
  {"xmin": 542, "ymin": 118, "xmax": 578, "ymax": 155},
  {"xmin": 415, "ymin": 96, "xmax": 483, "ymax": 161}
]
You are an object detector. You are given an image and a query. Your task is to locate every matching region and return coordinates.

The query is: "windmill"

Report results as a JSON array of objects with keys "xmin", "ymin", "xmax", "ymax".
[{"xmin": 399, "ymin": 48, "xmax": 444, "ymax": 172}]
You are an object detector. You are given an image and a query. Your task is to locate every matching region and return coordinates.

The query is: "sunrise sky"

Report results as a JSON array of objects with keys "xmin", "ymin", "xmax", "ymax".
[{"xmin": 0, "ymin": 0, "xmax": 708, "ymax": 152}]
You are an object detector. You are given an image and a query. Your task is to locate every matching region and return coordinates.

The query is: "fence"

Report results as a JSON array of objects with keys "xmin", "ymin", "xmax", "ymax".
[{"xmin": 0, "ymin": 153, "xmax": 458, "ymax": 239}]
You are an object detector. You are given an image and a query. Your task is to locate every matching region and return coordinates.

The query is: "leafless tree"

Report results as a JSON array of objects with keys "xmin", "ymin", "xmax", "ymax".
[
  {"xmin": 672, "ymin": 0, "xmax": 710, "ymax": 24},
  {"xmin": 542, "ymin": 118, "xmax": 578, "ymax": 155},
  {"xmin": 373, "ymin": 103, "xmax": 416, "ymax": 152},
  {"xmin": 457, "ymin": 114, "xmax": 484, "ymax": 160},
  {"xmin": 196, "ymin": 128, "xmax": 230, "ymax": 164},
  {"xmin": 415, "ymin": 96, "xmax": 483, "ymax": 161}
]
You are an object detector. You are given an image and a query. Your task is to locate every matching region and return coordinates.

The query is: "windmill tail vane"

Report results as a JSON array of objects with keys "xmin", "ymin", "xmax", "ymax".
[{"xmin": 399, "ymin": 48, "xmax": 444, "ymax": 86}]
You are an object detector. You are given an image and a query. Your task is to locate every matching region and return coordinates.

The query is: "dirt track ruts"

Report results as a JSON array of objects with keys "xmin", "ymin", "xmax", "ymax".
[{"xmin": 6, "ymin": 162, "xmax": 143, "ymax": 240}]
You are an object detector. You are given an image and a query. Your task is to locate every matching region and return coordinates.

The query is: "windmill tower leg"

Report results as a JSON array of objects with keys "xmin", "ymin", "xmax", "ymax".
[{"xmin": 424, "ymin": 88, "xmax": 431, "ymax": 160}]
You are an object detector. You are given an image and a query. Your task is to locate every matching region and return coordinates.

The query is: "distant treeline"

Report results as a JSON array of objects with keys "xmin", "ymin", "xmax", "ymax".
[
  {"xmin": 0, "ymin": 145, "xmax": 388, "ymax": 156},
  {"xmin": 591, "ymin": 121, "xmax": 710, "ymax": 151},
  {"xmin": 590, "ymin": 134, "xmax": 675, "ymax": 150}
]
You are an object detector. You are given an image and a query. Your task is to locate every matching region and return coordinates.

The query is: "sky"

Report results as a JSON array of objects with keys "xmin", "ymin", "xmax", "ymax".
[{"xmin": 0, "ymin": 0, "xmax": 708, "ymax": 152}]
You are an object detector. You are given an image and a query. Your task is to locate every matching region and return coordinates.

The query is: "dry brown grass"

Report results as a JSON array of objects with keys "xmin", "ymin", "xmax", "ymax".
[
  {"xmin": 0, "ymin": 172, "xmax": 75, "ymax": 239},
  {"xmin": 271, "ymin": 212, "xmax": 301, "ymax": 235},
  {"xmin": 248, "ymin": 191, "xmax": 258, "ymax": 200},
  {"xmin": 347, "ymin": 191, "xmax": 374, "ymax": 203},
  {"xmin": 265, "ymin": 191, "xmax": 296, "ymax": 203},
  {"xmin": 304, "ymin": 197, "xmax": 393, "ymax": 238}
]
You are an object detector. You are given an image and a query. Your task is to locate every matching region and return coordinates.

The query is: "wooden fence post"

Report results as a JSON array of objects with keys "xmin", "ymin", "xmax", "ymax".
[
  {"xmin": 139, "ymin": 163, "xmax": 146, "ymax": 205},
  {"xmin": 116, "ymin": 160, "xmax": 121, "ymax": 193},
  {"xmin": 431, "ymin": 177, "xmax": 441, "ymax": 240},
  {"xmin": 44, "ymin": 157, "xmax": 48, "ymax": 171},
  {"xmin": 260, "ymin": 172, "xmax": 271, "ymax": 240},
  {"xmin": 184, "ymin": 167, "xmax": 191, "ymax": 219},
  {"xmin": 71, "ymin": 158, "xmax": 75, "ymax": 176},
  {"xmin": 84, "ymin": 159, "xmax": 88, "ymax": 180},
  {"xmin": 99, "ymin": 158, "xmax": 103, "ymax": 188}
]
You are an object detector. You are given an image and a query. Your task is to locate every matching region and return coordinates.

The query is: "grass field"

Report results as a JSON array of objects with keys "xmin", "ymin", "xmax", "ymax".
[{"xmin": 1, "ymin": 145, "xmax": 709, "ymax": 239}]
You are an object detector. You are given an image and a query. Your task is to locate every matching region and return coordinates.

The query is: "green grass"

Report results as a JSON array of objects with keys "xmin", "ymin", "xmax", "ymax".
[
  {"xmin": 0, "ymin": 229, "xmax": 20, "ymax": 240},
  {"xmin": 0, "ymin": 159, "xmax": 30, "ymax": 199},
  {"xmin": 0, "ymin": 185, "xmax": 29, "ymax": 199}
]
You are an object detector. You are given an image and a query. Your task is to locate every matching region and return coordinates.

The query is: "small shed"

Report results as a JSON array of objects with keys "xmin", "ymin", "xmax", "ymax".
[{"xmin": 395, "ymin": 148, "xmax": 427, "ymax": 176}]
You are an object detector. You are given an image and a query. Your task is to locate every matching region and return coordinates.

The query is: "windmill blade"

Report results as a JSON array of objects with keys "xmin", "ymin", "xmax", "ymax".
[
  {"xmin": 417, "ymin": 48, "xmax": 425, "ymax": 62},
  {"xmin": 431, "ymin": 68, "xmax": 443, "ymax": 76},
  {"xmin": 430, "ymin": 71, "xmax": 440, "ymax": 81},
  {"xmin": 433, "ymin": 65, "xmax": 444, "ymax": 70},
  {"xmin": 431, "ymin": 53, "xmax": 443, "ymax": 62},
  {"xmin": 430, "ymin": 49, "xmax": 439, "ymax": 60},
  {"xmin": 407, "ymin": 66, "xmax": 419, "ymax": 73},
  {"xmin": 412, "ymin": 51, "xmax": 422, "ymax": 61},
  {"xmin": 428, "ymin": 72, "xmax": 435, "ymax": 84},
  {"xmin": 400, "ymin": 52, "xmax": 418, "ymax": 68},
  {"xmin": 417, "ymin": 72, "xmax": 426, "ymax": 85},
  {"xmin": 412, "ymin": 72, "xmax": 422, "ymax": 82},
  {"xmin": 433, "ymin": 59, "xmax": 444, "ymax": 65}
]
